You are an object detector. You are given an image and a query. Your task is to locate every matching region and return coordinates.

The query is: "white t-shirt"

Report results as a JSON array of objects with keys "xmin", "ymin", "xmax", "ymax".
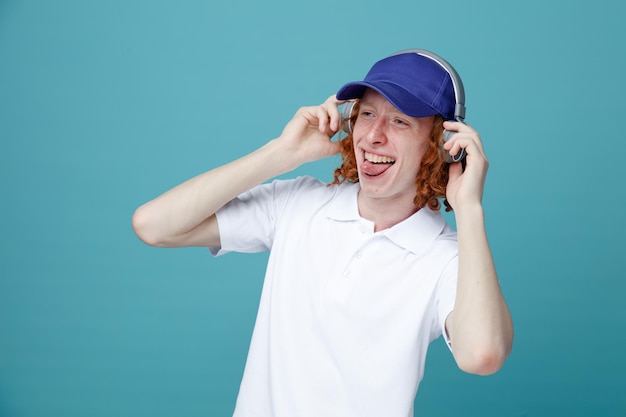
[{"xmin": 210, "ymin": 176, "xmax": 458, "ymax": 417}]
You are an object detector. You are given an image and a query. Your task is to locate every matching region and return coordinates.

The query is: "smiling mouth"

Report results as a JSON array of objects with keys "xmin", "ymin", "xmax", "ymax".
[
  {"xmin": 364, "ymin": 151, "xmax": 395, "ymax": 164},
  {"xmin": 361, "ymin": 151, "xmax": 395, "ymax": 176}
]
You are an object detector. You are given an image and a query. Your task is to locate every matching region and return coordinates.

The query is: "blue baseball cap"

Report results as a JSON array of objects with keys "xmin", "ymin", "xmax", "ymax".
[{"xmin": 336, "ymin": 52, "xmax": 456, "ymax": 120}]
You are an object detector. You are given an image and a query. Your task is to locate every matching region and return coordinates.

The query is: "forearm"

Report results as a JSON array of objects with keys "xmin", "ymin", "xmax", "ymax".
[
  {"xmin": 132, "ymin": 138, "xmax": 297, "ymax": 247},
  {"xmin": 447, "ymin": 203, "xmax": 513, "ymax": 375},
  {"xmin": 132, "ymin": 96, "xmax": 342, "ymax": 247}
]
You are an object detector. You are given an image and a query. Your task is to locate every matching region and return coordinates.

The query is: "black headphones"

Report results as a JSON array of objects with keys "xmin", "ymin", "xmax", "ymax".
[{"xmin": 339, "ymin": 48, "xmax": 467, "ymax": 163}]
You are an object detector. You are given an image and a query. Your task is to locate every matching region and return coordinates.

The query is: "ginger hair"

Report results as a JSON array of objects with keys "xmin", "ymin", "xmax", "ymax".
[{"xmin": 329, "ymin": 101, "xmax": 452, "ymax": 211}]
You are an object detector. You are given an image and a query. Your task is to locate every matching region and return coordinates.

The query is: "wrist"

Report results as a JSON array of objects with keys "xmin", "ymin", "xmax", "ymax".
[
  {"xmin": 453, "ymin": 201, "xmax": 485, "ymax": 228},
  {"xmin": 258, "ymin": 138, "xmax": 302, "ymax": 175}
]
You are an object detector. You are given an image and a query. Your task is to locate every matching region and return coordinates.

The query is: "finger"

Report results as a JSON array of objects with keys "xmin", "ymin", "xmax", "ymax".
[
  {"xmin": 444, "ymin": 136, "xmax": 486, "ymax": 168},
  {"xmin": 443, "ymin": 120, "xmax": 475, "ymax": 133},
  {"xmin": 444, "ymin": 133, "xmax": 485, "ymax": 159},
  {"xmin": 313, "ymin": 106, "xmax": 331, "ymax": 134},
  {"xmin": 443, "ymin": 121, "xmax": 481, "ymax": 143},
  {"xmin": 445, "ymin": 139, "xmax": 467, "ymax": 161},
  {"xmin": 325, "ymin": 94, "xmax": 344, "ymax": 105},
  {"xmin": 297, "ymin": 105, "xmax": 328, "ymax": 133},
  {"xmin": 448, "ymin": 156, "xmax": 463, "ymax": 179},
  {"xmin": 311, "ymin": 106, "xmax": 338, "ymax": 137},
  {"xmin": 296, "ymin": 97, "xmax": 343, "ymax": 136},
  {"xmin": 324, "ymin": 95, "xmax": 343, "ymax": 131}
]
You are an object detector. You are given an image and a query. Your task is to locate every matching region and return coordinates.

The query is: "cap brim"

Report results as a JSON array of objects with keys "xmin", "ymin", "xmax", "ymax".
[{"xmin": 336, "ymin": 81, "xmax": 440, "ymax": 118}]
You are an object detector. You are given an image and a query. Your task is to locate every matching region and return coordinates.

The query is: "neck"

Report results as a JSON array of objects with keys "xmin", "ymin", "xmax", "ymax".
[{"xmin": 357, "ymin": 191, "xmax": 419, "ymax": 232}]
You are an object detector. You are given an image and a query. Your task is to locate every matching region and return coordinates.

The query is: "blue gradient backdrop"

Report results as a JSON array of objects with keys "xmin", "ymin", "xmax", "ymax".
[{"xmin": 1, "ymin": 1, "xmax": 624, "ymax": 416}]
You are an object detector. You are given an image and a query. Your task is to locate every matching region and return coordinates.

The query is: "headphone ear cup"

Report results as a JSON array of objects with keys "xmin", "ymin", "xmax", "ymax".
[
  {"xmin": 339, "ymin": 101, "xmax": 356, "ymax": 134},
  {"xmin": 442, "ymin": 129, "xmax": 467, "ymax": 163}
]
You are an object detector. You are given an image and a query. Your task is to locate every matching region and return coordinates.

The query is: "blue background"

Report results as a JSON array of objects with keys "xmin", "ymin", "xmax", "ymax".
[{"xmin": 1, "ymin": 1, "xmax": 625, "ymax": 416}]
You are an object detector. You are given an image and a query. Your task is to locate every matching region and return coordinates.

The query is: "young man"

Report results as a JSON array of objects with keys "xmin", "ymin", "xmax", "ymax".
[{"xmin": 133, "ymin": 50, "xmax": 513, "ymax": 417}]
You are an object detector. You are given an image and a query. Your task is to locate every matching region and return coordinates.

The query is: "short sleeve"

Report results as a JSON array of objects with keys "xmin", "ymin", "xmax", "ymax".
[{"xmin": 209, "ymin": 176, "xmax": 322, "ymax": 256}]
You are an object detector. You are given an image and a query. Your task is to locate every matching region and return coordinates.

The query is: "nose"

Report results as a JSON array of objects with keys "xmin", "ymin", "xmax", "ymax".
[{"xmin": 365, "ymin": 118, "xmax": 388, "ymax": 145}]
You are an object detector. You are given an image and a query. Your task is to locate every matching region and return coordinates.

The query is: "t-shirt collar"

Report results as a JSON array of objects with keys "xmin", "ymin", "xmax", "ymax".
[{"xmin": 326, "ymin": 182, "xmax": 449, "ymax": 256}]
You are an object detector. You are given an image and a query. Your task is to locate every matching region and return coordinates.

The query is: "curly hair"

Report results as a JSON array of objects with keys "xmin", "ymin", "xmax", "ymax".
[{"xmin": 329, "ymin": 101, "xmax": 452, "ymax": 211}]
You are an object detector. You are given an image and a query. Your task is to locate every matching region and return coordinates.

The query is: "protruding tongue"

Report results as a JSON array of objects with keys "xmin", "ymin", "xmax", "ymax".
[{"xmin": 361, "ymin": 160, "xmax": 393, "ymax": 176}]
